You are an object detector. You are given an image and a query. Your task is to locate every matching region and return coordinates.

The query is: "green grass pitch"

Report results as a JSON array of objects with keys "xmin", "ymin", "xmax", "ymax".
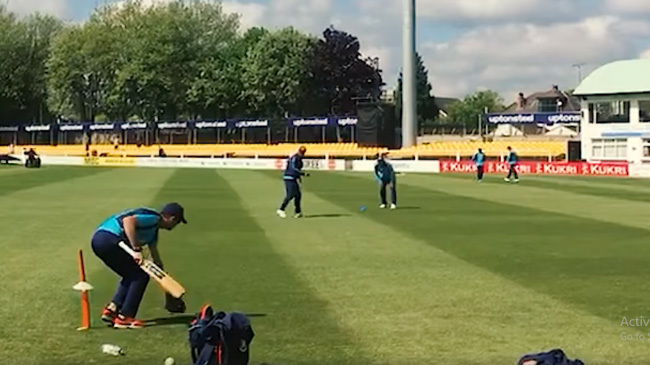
[{"xmin": 1, "ymin": 165, "xmax": 650, "ymax": 364}]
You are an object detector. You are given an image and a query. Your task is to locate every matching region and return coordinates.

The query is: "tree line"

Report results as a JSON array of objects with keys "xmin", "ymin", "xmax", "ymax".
[
  {"xmin": 0, "ymin": 0, "xmax": 504, "ymax": 131},
  {"xmin": 0, "ymin": 1, "xmax": 384, "ymax": 127}
]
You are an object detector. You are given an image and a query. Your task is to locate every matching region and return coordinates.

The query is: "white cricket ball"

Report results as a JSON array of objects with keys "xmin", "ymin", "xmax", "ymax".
[{"xmin": 164, "ymin": 357, "xmax": 175, "ymax": 365}]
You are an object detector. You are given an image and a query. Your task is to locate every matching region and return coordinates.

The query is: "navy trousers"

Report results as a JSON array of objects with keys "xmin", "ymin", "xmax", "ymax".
[
  {"xmin": 380, "ymin": 180, "xmax": 397, "ymax": 205},
  {"xmin": 91, "ymin": 230, "xmax": 150, "ymax": 318},
  {"xmin": 477, "ymin": 165, "xmax": 484, "ymax": 180},
  {"xmin": 507, "ymin": 164, "xmax": 519, "ymax": 179},
  {"xmin": 280, "ymin": 179, "xmax": 302, "ymax": 214}
]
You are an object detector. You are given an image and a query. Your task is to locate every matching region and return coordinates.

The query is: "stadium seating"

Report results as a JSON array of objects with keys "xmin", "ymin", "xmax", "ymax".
[
  {"xmin": 389, "ymin": 140, "xmax": 566, "ymax": 159},
  {"xmin": 12, "ymin": 140, "xmax": 566, "ymax": 159}
]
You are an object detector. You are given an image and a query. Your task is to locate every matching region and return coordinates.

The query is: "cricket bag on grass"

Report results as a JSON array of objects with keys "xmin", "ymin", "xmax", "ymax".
[
  {"xmin": 189, "ymin": 305, "xmax": 255, "ymax": 365},
  {"xmin": 517, "ymin": 348, "xmax": 585, "ymax": 365}
]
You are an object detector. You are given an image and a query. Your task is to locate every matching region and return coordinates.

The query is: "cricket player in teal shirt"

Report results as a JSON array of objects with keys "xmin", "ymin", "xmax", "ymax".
[
  {"xmin": 471, "ymin": 148, "xmax": 486, "ymax": 181},
  {"xmin": 91, "ymin": 203, "xmax": 187, "ymax": 328},
  {"xmin": 505, "ymin": 146, "xmax": 520, "ymax": 183}
]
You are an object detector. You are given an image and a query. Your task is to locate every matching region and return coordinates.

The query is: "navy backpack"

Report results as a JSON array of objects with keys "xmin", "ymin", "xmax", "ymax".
[
  {"xmin": 518, "ymin": 349, "xmax": 585, "ymax": 365},
  {"xmin": 189, "ymin": 305, "xmax": 255, "ymax": 365}
]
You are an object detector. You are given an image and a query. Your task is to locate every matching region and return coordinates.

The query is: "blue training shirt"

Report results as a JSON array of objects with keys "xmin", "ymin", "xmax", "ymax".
[
  {"xmin": 506, "ymin": 151, "xmax": 519, "ymax": 165},
  {"xmin": 95, "ymin": 208, "xmax": 161, "ymax": 247},
  {"xmin": 472, "ymin": 152, "xmax": 486, "ymax": 166},
  {"xmin": 283, "ymin": 154, "xmax": 305, "ymax": 180}
]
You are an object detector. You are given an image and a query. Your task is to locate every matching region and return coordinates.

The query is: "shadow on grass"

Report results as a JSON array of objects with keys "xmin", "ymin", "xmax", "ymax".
[
  {"xmin": 305, "ymin": 213, "xmax": 351, "ymax": 219},
  {"xmin": 145, "ymin": 313, "xmax": 268, "ymax": 327}
]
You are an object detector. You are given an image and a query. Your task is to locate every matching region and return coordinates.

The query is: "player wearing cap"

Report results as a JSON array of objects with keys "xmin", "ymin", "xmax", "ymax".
[
  {"xmin": 277, "ymin": 146, "xmax": 309, "ymax": 218},
  {"xmin": 90, "ymin": 202, "xmax": 187, "ymax": 329},
  {"xmin": 375, "ymin": 152, "xmax": 397, "ymax": 209}
]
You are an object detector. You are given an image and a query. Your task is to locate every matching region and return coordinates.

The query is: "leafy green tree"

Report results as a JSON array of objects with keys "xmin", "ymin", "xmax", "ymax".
[
  {"xmin": 445, "ymin": 90, "xmax": 505, "ymax": 129},
  {"xmin": 0, "ymin": 7, "xmax": 62, "ymax": 124},
  {"xmin": 395, "ymin": 52, "xmax": 438, "ymax": 132},
  {"xmin": 306, "ymin": 26, "xmax": 384, "ymax": 116},
  {"xmin": 242, "ymin": 27, "xmax": 315, "ymax": 118}
]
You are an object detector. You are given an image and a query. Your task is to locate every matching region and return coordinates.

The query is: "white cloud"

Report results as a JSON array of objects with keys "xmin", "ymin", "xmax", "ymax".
[
  {"xmin": 222, "ymin": 1, "xmax": 266, "ymax": 30},
  {"xmin": 640, "ymin": 49, "xmax": 650, "ymax": 59},
  {"xmin": 358, "ymin": 0, "xmax": 586, "ymax": 25},
  {"xmin": 417, "ymin": 0, "xmax": 580, "ymax": 22},
  {"xmin": 605, "ymin": 0, "xmax": 650, "ymax": 14},
  {"xmin": 4, "ymin": 0, "xmax": 68, "ymax": 18},
  {"xmin": 421, "ymin": 16, "xmax": 650, "ymax": 99}
]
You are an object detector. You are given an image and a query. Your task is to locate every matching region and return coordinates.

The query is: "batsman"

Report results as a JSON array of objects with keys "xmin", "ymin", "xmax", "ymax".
[{"xmin": 91, "ymin": 203, "xmax": 187, "ymax": 329}]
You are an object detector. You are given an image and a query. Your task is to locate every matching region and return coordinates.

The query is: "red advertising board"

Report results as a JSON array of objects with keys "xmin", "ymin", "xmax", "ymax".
[{"xmin": 439, "ymin": 161, "xmax": 629, "ymax": 176}]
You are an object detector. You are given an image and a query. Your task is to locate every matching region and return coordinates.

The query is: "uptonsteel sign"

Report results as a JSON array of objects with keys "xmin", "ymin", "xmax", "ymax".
[{"xmin": 486, "ymin": 112, "xmax": 581, "ymax": 124}]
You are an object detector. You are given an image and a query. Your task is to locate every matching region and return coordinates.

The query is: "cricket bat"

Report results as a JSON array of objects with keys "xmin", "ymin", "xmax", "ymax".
[{"xmin": 118, "ymin": 241, "xmax": 185, "ymax": 299}]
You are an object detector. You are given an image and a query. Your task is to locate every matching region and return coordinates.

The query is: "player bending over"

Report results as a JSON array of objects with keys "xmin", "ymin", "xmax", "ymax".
[
  {"xmin": 91, "ymin": 203, "xmax": 187, "ymax": 329},
  {"xmin": 375, "ymin": 152, "xmax": 397, "ymax": 209}
]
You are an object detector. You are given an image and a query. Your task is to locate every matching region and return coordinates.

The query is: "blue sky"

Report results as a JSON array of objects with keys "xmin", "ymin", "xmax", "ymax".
[{"xmin": 6, "ymin": 0, "xmax": 650, "ymax": 103}]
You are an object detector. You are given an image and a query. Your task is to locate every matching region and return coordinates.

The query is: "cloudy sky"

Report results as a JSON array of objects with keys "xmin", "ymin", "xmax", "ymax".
[{"xmin": 5, "ymin": 0, "xmax": 650, "ymax": 103}]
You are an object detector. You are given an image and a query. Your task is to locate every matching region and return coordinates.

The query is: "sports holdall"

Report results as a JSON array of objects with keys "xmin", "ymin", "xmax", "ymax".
[{"xmin": 189, "ymin": 305, "xmax": 255, "ymax": 365}]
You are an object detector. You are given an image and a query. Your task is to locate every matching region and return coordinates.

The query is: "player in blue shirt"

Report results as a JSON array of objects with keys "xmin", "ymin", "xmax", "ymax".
[
  {"xmin": 504, "ymin": 146, "xmax": 519, "ymax": 183},
  {"xmin": 375, "ymin": 152, "xmax": 397, "ymax": 209},
  {"xmin": 277, "ymin": 146, "xmax": 309, "ymax": 218},
  {"xmin": 91, "ymin": 202, "xmax": 187, "ymax": 329},
  {"xmin": 471, "ymin": 148, "xmax": 486, "ymax": 182}
]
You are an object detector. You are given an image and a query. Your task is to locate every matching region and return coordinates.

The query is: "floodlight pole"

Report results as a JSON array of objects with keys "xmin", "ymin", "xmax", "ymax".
[{"xmin": 402, "ymin": 0, "xmax": 417, "ymax": 147}]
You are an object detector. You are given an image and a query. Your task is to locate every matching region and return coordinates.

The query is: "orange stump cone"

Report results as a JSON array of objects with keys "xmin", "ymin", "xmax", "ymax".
[{"xmin": 73, "ymin": 249, "xmax": 93, "ymax": 331}]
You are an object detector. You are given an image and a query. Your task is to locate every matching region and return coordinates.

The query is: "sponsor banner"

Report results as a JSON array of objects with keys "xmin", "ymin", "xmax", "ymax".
[
  {"xmin": 89, "ymin": 123, "xmax": 116, "ymax": 131},
  {"xmin": 288, "ymin": 117, "xmax": 359, "ymax": 127},
  {"xmin": 301, "ymin": 159, "xmax": 344, "ymax": 171},
  {"xmin": 25, "ymin": 125, "xmax": 51, "ymax": 132},
  {"xmin": 234, "ymin": 120, "xmax": 268, "ymax": 128},
  {"xmin": 59, "ymin": 124, "xmax": 85, "ymax": 132},
  {"xmin": 136, "ymin": 157, "xmax": 279, "ymax": 169},
  {"xmin": 0, "ymin": 126, "xmax": 19, "ymax": 132},
  {"xmin": 352, "ymin": 160, "xmax": 440, "ymax": 173},
  {"xmin": 121, "ymin": 122, "xmax": 147, "ymax": 130},
  {"xmin": 486, "ymin": 112, "xmax": 581, "ymax": 124},
  {"xmin": 337, "ymin": 117, "xmax": 358, "ymax": 126},
  {"xmin": 39, "ymin": 156, "xmax": 84, "ymax": 166},
  {"xmin": 195, "ymin": 121, "xmax": 228, "ymax": 129},
  {"xmin": 41, "ymin": 155, "xmax": 345, "ymax": 171},
  {"xmin": 439, "ymin": 160, "xmax": 628, "ymax": 176},
  {"xmin": 290, "ymin": 117, "xmax": 330, "ymax": 127},
  {"xmin": 83, "ymin": 157, "xmax": 136, "ymax": 166},
  {"xmin": 157, "ymin": 122, "xmax": 188, "ymax": 130}
]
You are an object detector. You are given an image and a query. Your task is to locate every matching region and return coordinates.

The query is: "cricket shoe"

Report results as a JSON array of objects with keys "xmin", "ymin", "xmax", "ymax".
[
  {"xmin": 390, "ymin": 204, "xmax": 397, "ymax": 210},
  {"xmin": 294, "ymin": 213, "xmax": 304, "ymax": 218},
  {"xmin": 113, "ymin": 316, "xmax": 146, "ymax": 329},
  {"xmin": 101, "ymin": 306, "xmax": 118, "ymax": 324},
  {"xmin": 276, "ymin": 209, "xmax": 287, "ymax": 218},
  {"xmin": 379, "ymin": 204, "xmax": 387, "ymax": 209},
  {"xmin": 504, "ymin": 178, "xmax": 510, "ymax": 182}
]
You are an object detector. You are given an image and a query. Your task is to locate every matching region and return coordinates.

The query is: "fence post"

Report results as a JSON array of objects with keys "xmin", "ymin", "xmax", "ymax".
[{"xmin": 456, "ymin": 151, "xmax": 460, "ymax": 162}]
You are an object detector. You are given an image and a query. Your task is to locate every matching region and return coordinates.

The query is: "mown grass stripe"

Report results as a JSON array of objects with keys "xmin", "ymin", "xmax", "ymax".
[
  {"xmin": 0, "ymin": 167, "xmax": 176, "ymax": 365},
  {"xmin": 301, "ymin": 172, "xmax": 650, "ymax": 330},
  {"xmin": 407, "ymin": 173, "xmax": 650, "ymax": 231},
  {"xmin": 0, "ymin": 166, "xmax": 111, "ymax": 198},
  {"xmin": 83, "ymin": 168, "xmax": 365, "ymax": 365},
  {"xmin": 258, "ymin": 170, "xmax": 649, "ymax": 364},
  {"xmin": 514, "ymin": 176, "xmax": 650, "ymax": 203}
]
